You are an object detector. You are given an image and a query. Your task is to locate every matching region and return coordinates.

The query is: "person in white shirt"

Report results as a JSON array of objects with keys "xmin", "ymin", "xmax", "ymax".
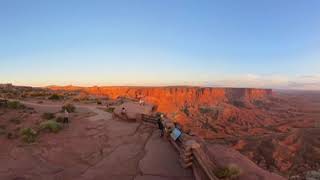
[
  {"xmin": 64, "ymin": 109, "xmax": 69, "ymax": 125},
  {"xmin": 139, "ymin": 99, "xmax": 144, "ymax": 106}
]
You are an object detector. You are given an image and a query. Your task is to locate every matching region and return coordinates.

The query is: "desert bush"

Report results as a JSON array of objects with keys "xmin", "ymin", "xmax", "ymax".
[
  {"xmin": 105, "ymin": 107, "xmax": 115, "ymax": 113},
  {"xmin": 7, "ymin": 101, "xmax": 25, "ymax": 109},
  {"xmin": 199, "ymin": 106, "xmax": 212, "ymax": 114},
  {"xmin": 48, "ymin": 94, "xmax": 62, "ymax": 100},
  {"xmin": 199, "ymin": 106, "xmax": 220, "ymax": 119},
  {"xmin": 9, "ymin": 117, "xmax": 22, "ymax": 124},
  {"xmin": 20, "ymin": 127, "xmax": 37, "ymax": 143},
  {"xmin": 41, "ymin": 112, "xmax": 55, "ymax": 120},
  {"xmin": 62, "ymin": 103, "xmax": 76, "ymax": 112},
  {"xmin": 181, "ymin": 105, "xmax": 190, "ymax": 116},
  {"xmin": 30, "ymin": 92, "xmax": 46, "ymax": 97},
  {"xmin": 214, "ymin": 165, "xmax": 241, "ymax": 179},
  {"xmin": 39, "ymin": 120, "xmax": 62, "ymax": 133}
]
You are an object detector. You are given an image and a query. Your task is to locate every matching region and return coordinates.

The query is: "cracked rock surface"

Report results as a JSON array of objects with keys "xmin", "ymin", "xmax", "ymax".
[{"xmin": 0, "ymin": 102, "xmax": 193, "ymax": 180}]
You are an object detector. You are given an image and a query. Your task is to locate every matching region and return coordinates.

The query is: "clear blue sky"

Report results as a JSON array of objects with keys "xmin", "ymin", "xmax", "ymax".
[{"xmin": 1, "ymin": 0, "xmax": 320, "ymax": 89}]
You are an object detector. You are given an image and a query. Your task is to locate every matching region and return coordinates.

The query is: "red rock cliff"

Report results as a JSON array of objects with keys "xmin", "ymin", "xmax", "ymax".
[{"xmin": 49, "ymin": 86, "xmax": 272, "ymax": 114}]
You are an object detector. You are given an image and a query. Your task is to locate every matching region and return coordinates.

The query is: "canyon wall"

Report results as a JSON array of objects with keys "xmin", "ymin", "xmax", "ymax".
[{"xmin": 49, "ymin": 86, "xmax": 272, "ymax": 114}]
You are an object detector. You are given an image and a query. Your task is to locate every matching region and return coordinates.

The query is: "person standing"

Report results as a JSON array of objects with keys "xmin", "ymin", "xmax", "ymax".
[
  {"xmin": 139, "ymin": 99, "xmax": 144, "ymax": 106},
  {"xmin": 157, "ymin": 115, "xmax": 164, "ymax": 137},
  {"xmin": 64, "ymin": 109, "xmax": 69, "ymax": 126}
]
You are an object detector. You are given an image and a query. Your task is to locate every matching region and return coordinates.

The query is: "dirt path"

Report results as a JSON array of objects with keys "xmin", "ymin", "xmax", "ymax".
[{"xmin": 0, "ymin": 101, "xmax": 193, "ymax": 180}]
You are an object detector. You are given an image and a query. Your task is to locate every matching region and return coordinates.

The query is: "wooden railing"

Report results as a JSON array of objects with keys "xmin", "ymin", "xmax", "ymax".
[{"xmin": 140, "ymin": 114, "xmax": 219, "ymax": 180}]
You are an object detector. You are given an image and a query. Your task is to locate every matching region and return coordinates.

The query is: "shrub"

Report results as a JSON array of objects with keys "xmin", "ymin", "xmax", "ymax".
[
  {"xmin": 181, "ymin": 106, "xmax": 190, "ymax": 116},
  {"xmin": 214, "ymin": 165, "xmax": 241, "ymax": 179},
  {"xmin": 62, "ymin": 103, "xmax": 75, "ymax": 113},
  {"xmin": 199, "ymin": 106, "xmax": 212, "ymax": 114},
  {"xmin": 105, "ymin": 107, "xmax": 115, "ymax": 113},
  {"xmin": 199, "ymin": 106, "xmax": 219, "ymax": 119},
  {"xmin": 7, "ymin": 101, "xmax": 25, "ymax": 109},
  {"xmin": 41, "ymin": 112, "xmax": 55, "ymax": 120},
  {"xmin": 9, "ymin": 117, "xmax": 22, "ymax": 124},
  {"xmin": 20, "ymin": 127, "xmax": 37, "ymax": 143},
  {"xmin": 39, "ymin": 120, "xmax": 62, "ymax": 133},
  {"xmin": 48, "ymin": 94, "xmax": 62, "ymax": 100}
]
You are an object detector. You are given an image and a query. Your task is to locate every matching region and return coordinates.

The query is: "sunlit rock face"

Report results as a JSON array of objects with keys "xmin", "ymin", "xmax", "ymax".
[
  {"xmin": 49, "ymin": 86, "xmax": 271, "ymax": 112},
  {"xmin": 49, "ymin": 86, "xmax": 272, "ymax": 130}
]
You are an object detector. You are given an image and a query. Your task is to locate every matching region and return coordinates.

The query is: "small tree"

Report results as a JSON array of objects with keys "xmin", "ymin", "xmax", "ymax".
[
  {"xmin": 40, "ymin": 120, "xmax": 62, "ymax": 133},
  {"xmin": 48, "ymin": 94, "xmax": 62, "ymax": 100},
  {"xmin": 20, "ymin": 127, "xmax": 37, "ymax": 143},
  {"xmin": 7, "ymin": 101, "xmax": 25, "ymax": 109},
  {"xmin": 214, "ymin": 165, "xmax": 241, "ymax": 179}
]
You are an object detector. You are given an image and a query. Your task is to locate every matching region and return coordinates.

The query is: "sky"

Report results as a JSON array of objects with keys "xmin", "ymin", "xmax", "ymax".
[{"xmin": 0, "ymin": 0, "xmax": 320, "ymax": 89}]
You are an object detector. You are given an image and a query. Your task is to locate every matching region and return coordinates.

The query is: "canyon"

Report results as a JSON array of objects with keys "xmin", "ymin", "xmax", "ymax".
[
  {"xmin": 48, "ymin": 86, "xmax": 320, "ymax": 178},
  {"xmin": 1, "ymin": 85, "xmax": 319, "ymax": 179}
]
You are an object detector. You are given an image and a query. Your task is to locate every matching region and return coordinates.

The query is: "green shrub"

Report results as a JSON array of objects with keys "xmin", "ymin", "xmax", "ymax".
[
  {"xmin": 7, "ymin": 101, "xmax": 25, "ymax": 109},
  {"xmin": 40, "ymin": 120, "xmax": 62, "ymax": 133},
  {"xmin": 48, "ymin": 94, "xmax": 62, "ymax": 100},
  {"xmin": 62, "ymin": 103, "xmax": 75, "ymax": 112},
  {"xmin": 105, "ymin": 107, "xmax": 115, "ymax": 113},
  {"xmin": 20, "ymin": 127, "xmax": 37, "ymax": 143},
  {"xmin": 214, "ymin": 165, "xmax": 241, "ymax": 179},
  {"xmin": 9, "ymin": 117, "xmax": 22, "ymax": 124},
  {"xmin": 41, "ymin": 112, "xmax": 55, "ymax": 120}
]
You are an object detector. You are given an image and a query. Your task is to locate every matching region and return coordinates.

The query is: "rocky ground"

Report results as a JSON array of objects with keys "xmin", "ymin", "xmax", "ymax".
[{"xmin": 0, "ymin": 99, "xmax": 193, "ymax": 180}]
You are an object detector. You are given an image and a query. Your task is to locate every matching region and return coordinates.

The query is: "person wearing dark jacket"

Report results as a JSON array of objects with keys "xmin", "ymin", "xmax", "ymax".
[{"xmin": 157, "ymin": 116, "xmax": 164, "ymax": 137}]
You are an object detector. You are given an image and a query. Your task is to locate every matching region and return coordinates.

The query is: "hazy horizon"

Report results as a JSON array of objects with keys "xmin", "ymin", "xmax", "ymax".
[{"xmin": 1, "ymin": 0, "xmax": 320, "ymax": 90}]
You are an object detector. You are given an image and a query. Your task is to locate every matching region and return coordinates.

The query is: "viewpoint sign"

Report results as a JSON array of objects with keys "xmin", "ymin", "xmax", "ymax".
[{"xmin": 170, "ymin": 128, "xmax": 182, "ymax": 141}]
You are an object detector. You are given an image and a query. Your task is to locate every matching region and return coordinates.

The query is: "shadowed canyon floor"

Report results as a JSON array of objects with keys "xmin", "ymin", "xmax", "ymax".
[{"xmin": 0, "ymin": 101, "xmax": 193, "ymax": 180}]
